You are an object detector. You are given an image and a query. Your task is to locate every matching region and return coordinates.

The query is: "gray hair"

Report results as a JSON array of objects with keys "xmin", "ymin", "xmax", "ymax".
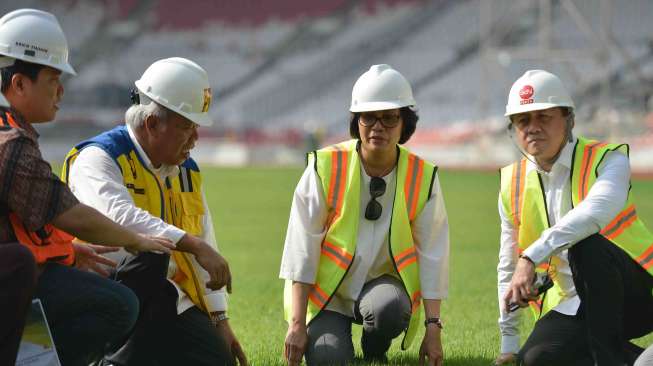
[{"xmin": 125, "ymin": 96, "xmax": 169, "ymax": 129}]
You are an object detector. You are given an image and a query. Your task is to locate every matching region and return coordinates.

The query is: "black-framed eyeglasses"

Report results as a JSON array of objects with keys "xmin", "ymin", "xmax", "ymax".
[
  {"xmin": 365, "ymin": 177, "xmax": 386, "ymax": 220},
  {"xmin": 359, "ymin": 112, "xmax": 401, "ymax": 128}
]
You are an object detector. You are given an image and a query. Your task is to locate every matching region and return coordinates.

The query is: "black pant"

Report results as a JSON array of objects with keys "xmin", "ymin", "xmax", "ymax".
[
  {"xmin": 518, "ymin": 234, "xmax": 653, "ymax": 366},
  {"xmin": 0, "ymin": 243, "xmax": 36, "ymax": 365},
  {"xmin": 106, "ymin": 252, "xmax": 235, "ymax": 366}
]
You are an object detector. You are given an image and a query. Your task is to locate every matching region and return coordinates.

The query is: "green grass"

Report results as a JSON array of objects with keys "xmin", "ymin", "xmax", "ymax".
[{"xmin": 202, "ymin": 167, "xmax": 653, "ymax": 365}]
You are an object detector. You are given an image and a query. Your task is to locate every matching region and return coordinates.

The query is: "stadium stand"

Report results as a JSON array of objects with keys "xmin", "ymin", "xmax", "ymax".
[{"xmin": 4, "ymin": 0, "xmax": 652, "ymax": 168}]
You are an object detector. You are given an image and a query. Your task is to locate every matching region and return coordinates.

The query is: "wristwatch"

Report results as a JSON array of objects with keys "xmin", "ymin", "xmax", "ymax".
[
  {"xmin": 519, "ymin": 253, "xmax": 535, "ymax": 265},
  {"xmin": 424, "ymin": 317, "xmax": 443, "ymax": 329},
  {"xmin": 209, "ymin": 312, "xmax": 228, "ymax": 326}
]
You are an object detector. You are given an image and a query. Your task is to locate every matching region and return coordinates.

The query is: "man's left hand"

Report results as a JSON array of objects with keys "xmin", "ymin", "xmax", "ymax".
[
  {"xmin": 419, "ymin": 325, "xmax": 443, "ymax": 366},
  {"xmin": 73, "ymin": 243, "xmax": 119, "ymax": 277},
  {"xmin": 215, "ymin": 319, "xmax": 248, "ymax": 366},
  {"xmin": 503, "ymin": 257, "xmax": 536, "ymax": 311}
]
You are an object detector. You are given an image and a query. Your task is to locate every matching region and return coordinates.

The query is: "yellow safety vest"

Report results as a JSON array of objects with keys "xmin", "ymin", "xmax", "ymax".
[
  {"xmin": 284, "ymin": 139, "xmax": 437, "ymax": 349},
  {"xmin": 62, "ymin": 126, "xmax": 211, "ymax": 312},
  {"xmin": 500, "ymin": 136, "xmax": 653, "ymax": 318}
]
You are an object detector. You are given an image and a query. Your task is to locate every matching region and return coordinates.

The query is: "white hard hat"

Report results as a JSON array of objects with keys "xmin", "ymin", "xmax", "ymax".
[
  {"xmin": 0, "ymin": 9, "xmax": 76, "ymax": 75},
  {"xmin": 350, "ymin": 64, "xmax": 416, "ymax": 113},
  {"xmin": 134, "ymin": 57, "xmax": 213, "ymax": 127},
  {"xmin": 505, "ymin": 69, "xmax": 574, "ymax": 117}
]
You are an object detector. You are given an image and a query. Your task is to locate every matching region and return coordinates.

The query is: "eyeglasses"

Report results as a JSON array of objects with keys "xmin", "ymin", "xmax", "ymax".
[
  {"xmin": 359, "ymin": 113, "xmax": 401, "ymax": 128},
  {"xmin": 365, "ymin": 177, "xmax": 386, "ymax": 220}
]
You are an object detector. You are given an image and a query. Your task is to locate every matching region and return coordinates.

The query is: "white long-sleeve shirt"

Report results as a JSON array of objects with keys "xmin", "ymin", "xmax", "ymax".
[
  {"xmin": 280, "ymin": 161, "xmax": 450, "ymax": 317},
  {"xmin": 497, "ymin": 137, "xmax": 630, "ymax": 354},
  {"xmin": 67, "ymin": 124, "xmax": 227, "ymax": 315}
]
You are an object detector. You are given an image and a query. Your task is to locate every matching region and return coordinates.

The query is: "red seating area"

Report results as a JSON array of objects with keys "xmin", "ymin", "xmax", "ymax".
[{"xmin": 115, "ymin": 0, "xmax": 422, "ymax": 29}]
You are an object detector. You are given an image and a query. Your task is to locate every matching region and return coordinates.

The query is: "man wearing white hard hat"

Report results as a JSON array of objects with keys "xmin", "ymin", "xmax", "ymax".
[
  {"xmin": 63, "ymin": 57, "xmax": 247, "ymax": 366},
  {"xmin": 0, "ymin": 72, "xmax": 39, "ymax": 366},
  {"xmin": 280, "ymin": 64, "xmax": 449, "ymax": 365},
  {"xmin": 0, "ymin": 8, "xmax": 175, "ymax": 366},
  {"xmin": 496, "ymin": 70, "xmax": 653, "ymax": 365}
]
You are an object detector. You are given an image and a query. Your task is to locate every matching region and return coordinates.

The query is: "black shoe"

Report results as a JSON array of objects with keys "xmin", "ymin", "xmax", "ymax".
[
  {"xmin": 623, "ymin": 341, "xmax": 644, "ymax": 366},
  {"xmin": 361, "ymin": 332, "xmax": 390, "ymax": 363}
]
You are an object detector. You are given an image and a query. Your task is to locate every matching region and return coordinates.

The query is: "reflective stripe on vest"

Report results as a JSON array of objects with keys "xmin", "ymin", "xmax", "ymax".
[
  {"xmin": 500, "ymin": 136, "xmax": 653, "ymax": 319},
  {"xmin": 570, "ymin": 137, "xmax": 653, "ymax": 272},
  {"xmin": 284, "ymin": 139, "xmax": 437, "ymax": 350},
  {"xmin": 63, "ymin": 126, "xmax": 210, "ymax": 311},
  {"xmin": 0, "ymin": 112, "xmax": 75, "ymax": 265}
]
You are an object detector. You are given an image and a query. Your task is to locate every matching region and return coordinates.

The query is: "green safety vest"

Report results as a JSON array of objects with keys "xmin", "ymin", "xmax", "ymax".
[
  {"xmin": 62, "ymin": 125, "xmax": 212, "ymax": 313},
  {"xmin": 284, "ymin": 139, "xmax": 438, "ymax": 349},
  {"xmin": 500, "ymin": 136, "xmax": 653, "ymax": 318}
]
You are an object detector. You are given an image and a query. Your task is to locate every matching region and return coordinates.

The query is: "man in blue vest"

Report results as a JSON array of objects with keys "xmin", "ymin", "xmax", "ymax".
[
  {"xmin": 496, "ymin": 70, "xmax": 653, "ymax": 366},
  {"xmin": 64, "ymin": 58, "xmax": 247, "ymax": 366}
]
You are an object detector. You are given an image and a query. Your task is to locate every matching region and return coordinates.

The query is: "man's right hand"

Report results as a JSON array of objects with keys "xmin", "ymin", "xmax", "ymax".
[
  {"xmin": 176, "ymin": 234, "xmax": 232, "ymax": 291},
  {"xmin": 194, "ymin": 244, "xmax": 232, "ymax": 292},
  {"xmin": 284, "ymin": 322, "xmax": 308, "ymax": 366},
  {"xmin": 495, "ymin": 353, "xmax": 516, "ymax": 365},
  {"xmin": 125, "ymin": 234, "xmax": 174, "ymax": 255}
]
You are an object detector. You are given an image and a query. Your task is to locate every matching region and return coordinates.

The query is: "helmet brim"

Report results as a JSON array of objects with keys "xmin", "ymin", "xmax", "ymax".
[
  {"xmin": 136, "ymin": 85, "xmax": 213, "ymax": 127},
  {"xmin": 350, "ymin": 100, "xmax": 415, "ymax": 113},
  {"xmin": 7, "ymin": 53, "xmax": 77, "ymax": 75},
  {"xmin": 181, "ymin": 111, "xmax": 213, "ymax": 127},
  {"xmin": 505, "ymin": 102, "xmax": 574, "ymax": 117},
  {"xmin": 57, "ymin": 62, "xmax": 76, "ymax": 75}
]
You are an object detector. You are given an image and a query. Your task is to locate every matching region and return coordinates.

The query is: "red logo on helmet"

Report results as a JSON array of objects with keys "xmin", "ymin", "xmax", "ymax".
[{"xmin": 519, "ymin": 85, "xmax": 534, "ymax": 100}]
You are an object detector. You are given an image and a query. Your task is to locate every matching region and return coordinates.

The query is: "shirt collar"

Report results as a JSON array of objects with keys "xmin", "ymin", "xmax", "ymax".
[
  {"xmin": 125, "ymin": 124, "xmax": 179, "ymax": 178},
  {"xmin": 4, "ymin": 108, "xmax": 39, "ymax": 141}
]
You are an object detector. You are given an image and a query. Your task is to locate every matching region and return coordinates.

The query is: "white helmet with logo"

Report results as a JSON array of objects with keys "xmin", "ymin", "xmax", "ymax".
[
  {"xmin": 0, "ymin": 9, "xmax": 75, "ymax": 75},
  {"xmin": 134, "ymin": 57, "xmax": 213, "ymax": 127},
  {"xmin": 350, "ymin": 64, "xmax": 416, "ymax": 112},
  {"xmin": 505, "ymin": 69, "xmax": 574, "ymax": 117}
]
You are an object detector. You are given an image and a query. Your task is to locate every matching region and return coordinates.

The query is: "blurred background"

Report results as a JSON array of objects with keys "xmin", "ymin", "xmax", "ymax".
[{"xmin": 6, "ymin": 0, "xmax": 653, "ymax": 172}]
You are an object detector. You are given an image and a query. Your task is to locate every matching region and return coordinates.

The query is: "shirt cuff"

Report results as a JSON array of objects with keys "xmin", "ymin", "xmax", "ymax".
[
  {"xmin": 204, "ymin": 290, "xmax": 228, "ymax": 312},
  {"xmin": 420, "ymin": 290, "xmax": 447, "ymax": 300},
  {"xmin": 164, "ymin": 227, "xmax": 186, "ymax": 248},
  {"xmin": 501, "ymin": 334, "xmax": 520, "ymax": 354},
  {"xmin": 279, "ymin": 269, "xmax": 316, "ymax": 285},
  {"xmin": 522, "ymin": 237, "xmax": 551, "ymax": 265}
]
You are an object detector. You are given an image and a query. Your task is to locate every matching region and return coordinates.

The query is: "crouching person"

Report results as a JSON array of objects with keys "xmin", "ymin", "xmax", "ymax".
[
  {"xmin": 63, "ymin": 58, "xmax": 247, "ymax": 366},
  {"xmin": 496, "ymin": 70, "xmax": 653, "ymax": 366},
  {"xmin": 0, "ymin": 9, "xmax": 173, "ymax": 366},
  {"xmin": 280, "ymin": 65, "xmax": 449, "ymax": 366}
]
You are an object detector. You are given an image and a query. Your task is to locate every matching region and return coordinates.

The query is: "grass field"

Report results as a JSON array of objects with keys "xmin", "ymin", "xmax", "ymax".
[{"xmin": 198, "ymin": 167, "xmax": 653, "ymax": 365}]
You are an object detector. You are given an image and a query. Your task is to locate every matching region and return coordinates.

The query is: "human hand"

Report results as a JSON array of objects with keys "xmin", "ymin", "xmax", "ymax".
[
  {"xmin": 215, "ymin": 319, "xmax": 248, "ymax": 365},
  {"xmin": 125, "ymin": 234, "xmax": 174, "ymax": 255},
  {"xmin": 419, "ymin": 325, "xmax": 443, "ymax": 366},
  {"xmin": 284, "ymin": 322, "xmax": 308, "ymax": 366},
  {"xmin": 73, "ymin": 243, "xmax": 118, "ymax": 276},
  {"xmin": 495, "ymin": 353, "xmax": 516, "ymax": 365},
  {"xmin": 195, "ymin": 244, "xmax": 231, "ymax": 292},
  {"xmin": 503, "ymin": 257, "xmax": 536, "ymax": 311}
]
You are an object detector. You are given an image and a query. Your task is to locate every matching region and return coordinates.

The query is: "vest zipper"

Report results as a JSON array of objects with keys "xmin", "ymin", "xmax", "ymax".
[{"xmin": 536, "ymin": 173, "xmax": 552, "ymax": 228}]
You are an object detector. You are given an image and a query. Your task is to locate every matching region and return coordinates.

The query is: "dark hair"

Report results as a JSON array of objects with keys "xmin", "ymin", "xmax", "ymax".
[
  {"xmin": 349, "ymin": 106, "xmax": 418, "ymax": 144},
  {"xmin": 1, "ymin": 59, "xmax": 46, "ymax": 93}
]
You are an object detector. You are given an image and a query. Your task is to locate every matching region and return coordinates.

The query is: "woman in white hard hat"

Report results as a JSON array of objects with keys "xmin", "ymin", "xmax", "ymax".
[
  {"xmin": 496, "ymin": 70, "xmax": 653, "ymax": 366},
  {"xmin": 280, "ymin": 64, "xmax": 449, "ymax": 366}
]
